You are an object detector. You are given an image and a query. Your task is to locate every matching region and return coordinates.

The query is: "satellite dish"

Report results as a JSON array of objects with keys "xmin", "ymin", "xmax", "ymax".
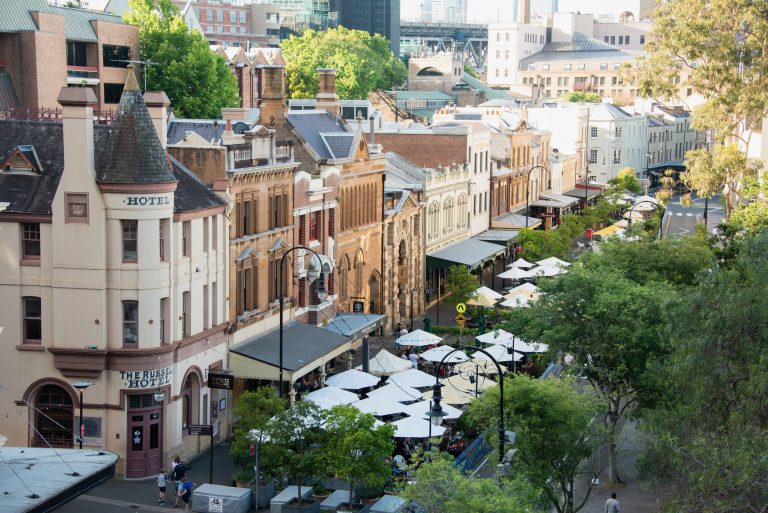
[{"xmin": 233, "ymin": 122, "xmax": 249, "ymax": 134}]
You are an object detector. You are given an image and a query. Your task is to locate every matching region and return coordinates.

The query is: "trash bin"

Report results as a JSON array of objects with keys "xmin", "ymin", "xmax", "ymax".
[{"xmin": 191, "ymin": 484, "xmax": 251, "ymax": 513}]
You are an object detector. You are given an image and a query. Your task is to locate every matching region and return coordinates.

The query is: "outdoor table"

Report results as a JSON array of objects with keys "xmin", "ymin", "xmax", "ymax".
[
  {"xmin": 320, "ymin": 489, "xmax": 352, "ymax": 512},
  {"xmin": 190, "ymin": 484, "xmax": 250, "ymax": 513},
  {"xmin": 370, "ymin": 494, "xmax": 406, "ymax": 513},
  {"xmin": 270, "ymin": 486, "xmax": 313, "ymax": 513}
]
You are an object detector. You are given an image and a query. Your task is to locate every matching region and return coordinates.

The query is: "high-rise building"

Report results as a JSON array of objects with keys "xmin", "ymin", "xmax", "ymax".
[
  {"xmin": 337, "ymin": 0, "xmax": 400, "ymax": 55},
  {"xmin": 421, "ymin": 0, "xmax": 468, "ymax": 23},
  {"xmin": 256, "ymin": 0, "xmax": 332, "ymax": 30},
  {"xmin": 531, "ymin": 0, "xmax": 558, "ymax": 17}
]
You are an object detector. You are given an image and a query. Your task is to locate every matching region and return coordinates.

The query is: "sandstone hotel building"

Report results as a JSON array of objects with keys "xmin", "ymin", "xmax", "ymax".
[{"xmin": 0, "ymin": 69, "xmax": 228, "ymax": 478}]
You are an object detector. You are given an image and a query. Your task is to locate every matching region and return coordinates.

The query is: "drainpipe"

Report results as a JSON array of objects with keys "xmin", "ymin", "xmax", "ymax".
[{"xmin": 380, "ymin": 172, "xmax": 386, "ymax": 335}]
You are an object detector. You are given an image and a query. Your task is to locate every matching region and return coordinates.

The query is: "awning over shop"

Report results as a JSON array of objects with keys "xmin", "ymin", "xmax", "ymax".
[
  {"xmin": 563, "ymin": 187, "xmax": 602, "ymax": 200},
  {"xmin": 492, "ymin": 212, "xmax": 542, "ymax": 229},
  {"xmin": 230, "ymin": 321, "xmax": 351, "ymax": 381},
  {"xmin": 427, "ymin": 237, "xmax": 506, "ymax": 270},
  {"xmin": 322, "ymin": 313, "xmax": 386, "ymax": 340},
  {"xmin": 541, "ymin": 192, "xmax": 579, "ymax": 206},
  {"xmin": 475, "ymin": 229, "xmax": 519, "ymax": 245}
]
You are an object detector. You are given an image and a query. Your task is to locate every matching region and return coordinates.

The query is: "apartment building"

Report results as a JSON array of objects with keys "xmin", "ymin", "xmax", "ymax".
[
  {"xmin": 556, "ymin": 0, "xmax": 654, "ymax": 22},
  {"xmin": 0, "ymin": 0, "xmax": 139, "ymax": 111},
  {"xmin": 0, "ymin": 72, "xmax": 228, "ymax": 478},
  {"xmin": 175, "ymin": 1, "xmax": 280, "ymax": 48}
]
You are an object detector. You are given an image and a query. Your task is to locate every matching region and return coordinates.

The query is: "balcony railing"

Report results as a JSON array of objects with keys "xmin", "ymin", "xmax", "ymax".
[
  {"xmin": 0, "ymin": 106, "xmax": 115, "ymax": 125},
  {"xmin": 66, "ymin": 66, "xmax": 99, "ymax": 82}
]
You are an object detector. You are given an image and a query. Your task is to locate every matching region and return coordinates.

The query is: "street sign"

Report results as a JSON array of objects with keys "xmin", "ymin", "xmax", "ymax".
[
  {"xmin": 208, "ymin": 372, "xmax": 234, "ymax": 390},
  {"xmin": 455, "ymin": 313, "xmax": 467, "ymax": 326},
  {"xmin": 188, "ymin": 424, "xmax": 213, "ymax": 436},
  {"xmin": 456, "ymin": 303, "xmax": 466, "ymax": 314}
]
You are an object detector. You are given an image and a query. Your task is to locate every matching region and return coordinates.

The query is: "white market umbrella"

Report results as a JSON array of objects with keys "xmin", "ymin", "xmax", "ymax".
[
  {"xmin": 634, "ymin": 194, "xmax": 659, "ymax": 205},
  {"xmin": 397, "ymin": 329, "xmax": 443, "ymax": 347},
  {"xmin": 506, "ymin": 257, "xmax": 535, "ymax": 269},
  {"xmin": 325, "ymin": 369, "xmax": 380, "ymax": 390},
  {"xmin": 506, "ymin": 339, "xmax": 549, "ymax": 353},
  {"xmin": 386, "ymin": 368, "xmax": 436, "ymax": 389},
  {"xmin": 623, "ymin": 210, "xmax": 644, "ymax": 221},
  {"xmin": 472, "ymin": 345, "xmax": 522, "ymax": 363},
  {"xmin": 303, "ymin": 386, "xmax": 359, "ymax": 408},
  {"xmin": 476, "ymin": 329, "xmax": 515, "ymax": 345},
  {"xmin": 456, "ymin": 358, "xmax": 505, "ymax": 375},
  {"xmin": 508, "ymin": 282, "xmax": 540, "ymax": 295},
  {"xmin": 352, "ymin": 397, "xmax": 410, "ymax": 417},
  {"xmin": 423, "ymin": 385, "xmax": 476, "ymax": 405},
  {"xmin": 474, "ymin": 286, "xmax": 504, "ymax": 300},
  {"xmin": 441, "ymin": 374, "xmax": 497, "ymax": 394},
  {"xmin": 614, "ymin": 219, "xmax": 629, "ymax": 228},
  {"xmin": 631, "ymin": 202, "xmax": 657, "ymax": 212},
  {"xmin": 420, "ymin": 345, "xmax": 470, "ymax": 363},
  {"xmin": 391, "ymin": 417, "xmax": 446, "ymax": 438},
  {"xmin": 366, "ymin": 383, "xmax": 423, "ymax": 403},
  {"xmin": 498, "ymin": 266, "xmax": 535, "ymax": 280},
  {"xmin": 500, "ymin": 296, "xmax": 533, "ymax": 308},
  {"xmin": 403, "ymin": 400, "xmax": 463, "ymax": 420},
  {"xmin": 366, "ymin": 349, "xmax": 412, "ymax": 376},
  {"xmin": 466, "ymin": 292, "xmax": 499, "ymax": 308},
  {"xmin": 532, "ymin": 265, "xmax": 568, "ymax": 277},
  {"xmin": 536, "ymin": 257, "xmax": 571, "ymax": 268}
]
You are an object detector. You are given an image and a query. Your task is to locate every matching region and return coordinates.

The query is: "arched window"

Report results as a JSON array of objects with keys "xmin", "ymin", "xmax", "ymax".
[
  {"xmin": 428, "ymin": 202, "xmax": 440, "ymax": 240},
  {"xmin": 457, "ymin": 194, "xmax": 468, "ymax": 229},
  {"xmin": 33, "ymin": 384, "xmax": 74, "ymax": 448},
  {"xmin": 443, "ymin": 197, "xmax": 454, "ymax": 234},
  {"xmin": 182, "ymin": 373, "xmax": 200, "ymax": 430},
  {"xmin": 417, "ymin": 67, "xmax": 443, "ymax": 77}
]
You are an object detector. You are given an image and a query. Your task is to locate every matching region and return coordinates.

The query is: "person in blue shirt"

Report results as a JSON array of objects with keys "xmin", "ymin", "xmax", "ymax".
[{"xmin": 177, "ymin": 478, "xmax": 194, "ymax": 512}]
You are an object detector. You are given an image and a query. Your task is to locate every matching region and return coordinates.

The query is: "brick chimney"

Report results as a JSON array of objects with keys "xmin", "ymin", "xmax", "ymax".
[
  {"xmin": 316, "ymin": 68, "xmax": 340, "ymax": 118},
  {"xmin": 517, "ymin": 0, "xmax": 530, "ymax": 24},
  {"xmin": 143, "ymin": 91, "xmax": 171, "ymax": 149},
  {"xmin": 259, "ymin": 65, "xmax": 286, "ymax": 127},
  {"xmin": 57, "ymin": 86, "xmax": 98, "ymax": 179}
]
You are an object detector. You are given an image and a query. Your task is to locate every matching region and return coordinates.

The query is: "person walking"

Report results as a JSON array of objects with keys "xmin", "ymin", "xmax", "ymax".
[
  {"xmin": 157, "ymin": 468, "xmax": 168, "ymax": 505},
  {"xmin": 605, "ymin": 493, "xmax": 621, "ymax": 513},
  {"xmin": 178, "ymin": 477, "xmax": 194, "ymax": 512}
]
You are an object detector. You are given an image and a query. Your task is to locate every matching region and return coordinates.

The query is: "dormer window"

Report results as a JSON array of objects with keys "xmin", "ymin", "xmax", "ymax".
[{"xmin": 2, "ymin": 145, "xmax": 43, "ymax": 174}]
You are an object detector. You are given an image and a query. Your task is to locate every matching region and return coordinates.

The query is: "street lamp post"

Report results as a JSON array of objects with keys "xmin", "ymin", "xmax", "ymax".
[
  {"xmin": 428, "ymin": 345, "xmax": 507, "ymax": 467},
  {"xmin": 278, "ymin": 246, "xmax": 328, "ymax": 398},
  {"xmin": 524, "ymin": 165, "xmax": 551, "ymax": 229},
  {"xmin": 585, "ymin": 147, "xmax": 606, "ymax": 211},
  {"xmin": 626, "ymin": 200, "xmax": 666, "ymax": 239},
  {"xmin": 73, "ymin": 381, "xmax": 90, "ymax": 449},
  {"xmin": 409, "ymin": 287, "xmax": 417, "ymax": 331}
]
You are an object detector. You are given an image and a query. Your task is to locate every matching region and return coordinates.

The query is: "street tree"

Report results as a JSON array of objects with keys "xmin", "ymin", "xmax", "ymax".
[
  {"xmin": 562, "ymin": 91, "xmax": 601, "ymax": 103},
  {"xmin": 280, "ymin": 27, "xmax": 406, "ymax": 99},
  {"xmin": 464, "ymin": 375, "xmax": 605, "ymax": 513},
  {"xmin": 608, "ymin": 167, "xmax": 641, "ymax": 194},
  {"xmin": 505, "ymin": 266, "xmax": 678, "ymax": 484},
  {"xmin": 640, "ymin": 231, "xmax": 768, "ymax": 513},
  {"xmin": 229, "ymin": 387, "xmax": 285, "ymax": 482},
  {"xmin": 402, "ymin": 453, "xmax": 540, "ymax": 513},
  {"xmin": 444, "ymin": 265, "xmax": 479, "ymax": 305},
  {"xmin": 637, "ymin": 0, "xmax": 768, "ymax": 209},
  {"xmin": 124, "ymin": 0, "xmax": 239, "ymax": 118}
]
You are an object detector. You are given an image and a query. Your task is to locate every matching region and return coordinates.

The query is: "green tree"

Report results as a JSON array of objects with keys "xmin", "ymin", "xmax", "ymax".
[
  {"xmin": 322, "ymin": 405, "xmax": 395, "ymax": 506},
  {"xmin": 464, "ymin": 376, "xmax": 604, "ymax": 513},
  {"xmin": 444, "ymin": 265, "xmax": 479, "ymax": 305},
  {"xmin": 562, "ymin": 91, "xmax": 601, "ymax": 103},
  {"xmin": 228, "ymin": 387, "xmax": 285, "ymax": 482},
  {"xmin": 463, "ymin": 65, "xmax": 479, "ymax": 79},
  {"xmin": 280, "ymin": 27, "xmax": 406, "ymax": 99},
  {"xmin": 124, "ymin": 0, "xmax": 239, "ymax": 118},
  {"xmin": 402, "ymin": 453, "xmax": 540, "ymax": 513},
  {"xmin": 608, "ymin": 167, "xmax": 641, "ymax": 194},
  {"xmin": 639, "ymin": 232, "xmax": 768, "ymax": 513},
  {"xmin": 505, "ymin": 265, "xmax": 679, "ymax": 484}
]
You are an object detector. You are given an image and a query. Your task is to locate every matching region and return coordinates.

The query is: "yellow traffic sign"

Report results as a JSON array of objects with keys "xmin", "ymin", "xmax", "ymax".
[
  {"xmin": 456, "ymin": 303, "xmax": 467, "ymax": 314},
  {"xmin": 455, "ymin": 313, "xmax": 467, "ymax": 326}
]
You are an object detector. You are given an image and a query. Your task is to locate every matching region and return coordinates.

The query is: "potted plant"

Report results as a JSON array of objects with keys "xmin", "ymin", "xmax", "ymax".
[
  {"xmin": 311, "ymin": 483, "xmax": 331, "ymax": 501},
  {"xmin": 322, "ymin": 405, "xmax": 395, "ymax": 512},
  {"xmin": 267, "ymin": 401, "xmax": 326, "ymax": 513},
  {"xmin": 229, "ymin": 387, "xmax": 285, "ymax": 509}
]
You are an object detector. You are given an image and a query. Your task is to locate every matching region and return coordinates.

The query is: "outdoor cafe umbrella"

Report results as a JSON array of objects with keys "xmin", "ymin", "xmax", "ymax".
[
  {"xmin": 634, "ymin": 194, "xmax": 659, "ymax": 205},
  {"xmin": 397, "ymin": 329, "xmax": 443, "ymax": 347},
  {"xmin": 303, "ymin": 386, "xmax": 359, "ymax": 408},
  {"xmin": 366, "ymin": 383, "xmax": 423, "ymax": 403},
  {"xmin": 456, "ymin": 358, "xmax": 505, "ymax": 375},
  {"xmin": 420, "ymin": 345, "xmax": 470, "ymax": 363},
  {"xmin": 364, "ymin": 349, "xmax": 412, "ymax": 376},
  {"xmin": 531, "ymin": 265, "xmax": 568, "ymax": 278},
  {"xmin": 441, "ymin": 374, "xmax": 497, "ymax": 394},
  {"xmin": 490, "ymin": 337, "xmax": 549, "ymax": 353},
  {"xmin": 325, "ymin": 369, "xmax": 380, "ymax": 390},
  {"xmin": 472, "ymin": 344, "xmax": 522, "ymax": 363},
  {"xmin": 506, "ymin": 257, "xmax": 535, "ymax": 269},
  {"xmin": 466, "ymin": 292, "xmax": 498, "ymax": 308},
  {"xmin": 423, "ymin": 385, "xmax": 475, "ymax": 405},
  {"xmin": 403, "ymin": 400, "xmax": 463, "ymax": 420},
  {"xmin": 536, "ymin": 257, "xmax": 571, "ymax": 268},
  {"xmin": 474, "ymin": 286, "xmax": 504, "ymax": 300},
  {"xmin": 500, "ymin": 296, "xmax": 533, "ymax": 308},
  {"xmin": 497, "ymin": 266, "xmax": 535, "ymax": 280},
  {"xmin": 352, "ymin": 397, "xmax": 411, "ymax": 417},
  {"xmin": 623, "ymin": 210, "xmax": 644, "ymax": 221},
  {"xmin": 386, "ymin": 368, "xmax": 436, "ymax": 389},
  {"xmin": 507, "ymin": 283, "xmax": 540, "ymax": 296},
  {"xmin": 475, "ymin": 328, "xmax": 515, "ymax": 345},
  {"xmin": 391, "ymin": 416, "xmax": 446, "ymax": 438}
]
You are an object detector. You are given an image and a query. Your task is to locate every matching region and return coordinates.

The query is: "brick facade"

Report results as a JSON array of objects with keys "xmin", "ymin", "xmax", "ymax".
[{"xmin": 376, "ymin": 132, "xmax": 469, "ymax": 169}]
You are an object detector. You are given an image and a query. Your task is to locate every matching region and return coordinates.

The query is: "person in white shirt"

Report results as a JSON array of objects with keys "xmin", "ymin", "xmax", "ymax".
[
  {"xmin": 605, "ymin": 493, "xmax": 621, "ymax": 513},
  {"xmin": 408, "ymin": 352, "xmax": 418, "ymax": 369}
]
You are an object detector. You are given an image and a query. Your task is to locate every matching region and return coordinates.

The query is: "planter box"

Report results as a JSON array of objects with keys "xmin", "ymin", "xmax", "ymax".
[
  {"xmin": 243, "ymin": 478, "xmax": 276, "ymax": 509},
  {"xmin": 283, "ymin": 498, "xmax": 321, "ymax": 513},
  {"xmin": 337, "ymin": 502, "xmax": 371, "ymax": 513},
  {"xmin": 271, "ymin": 486, "xmax": 314, "ymax": 513}
]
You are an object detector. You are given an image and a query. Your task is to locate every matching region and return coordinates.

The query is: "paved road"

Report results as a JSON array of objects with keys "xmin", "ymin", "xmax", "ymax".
[{"xmin": 662, "ymin": 193, "xmax": 723, "ymax": 237}]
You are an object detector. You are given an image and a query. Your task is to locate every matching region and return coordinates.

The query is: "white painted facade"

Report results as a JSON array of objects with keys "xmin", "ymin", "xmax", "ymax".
[{"xmin": 487, "ymin": 22, "xmax": 547, "ymax": 87}]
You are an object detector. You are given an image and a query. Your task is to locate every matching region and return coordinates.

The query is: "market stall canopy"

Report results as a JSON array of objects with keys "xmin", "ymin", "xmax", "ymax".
[
  {"xmin": 501, "ymin": 338, "xmax": 549, "ymax": 353},
  {"xmin": 386, "ymin": 368, "xmax": 436, "ymax": 389},
  {"xmin": 531, "ymin": 265, "xmax": 568, "ymax": 277},
  {"xmin": 472, "ymin": 344, "xmax": 522, "ymax": 362},
  {"xmin": 497, "ymin": 266, "xmax": 535, "ymax": 280},
  {"xmin": 536, "ymin": 257, "xmax": 571, "ymax": 268},
  {"xmin": 302, "ymin": 386, "xmax": 359, "ymax": 408},
  {"xmin": 507, "ymin": 282, "xmax": 540, "ymax": 295},
  {"xmin": 423, "ymin": 385, "xmax": 476, "ymax": 405},
  {"xmin": 466, "ymin": 292, "xmax": 499, "ymax": 307},
  {"xmin": 506, "ymin": 257, "xmax": 535, "ymax": 269},
  {"xmin": 493, "ymin": 212, "xmax": 542, "ymax": 230},
  {"xmin": 474, "ymin": 286, "xmax": 504, "ymax": 300},
  {"xmin": 427, "ymin": 237, "xmax": 506, "ymax": 270},
  {"xmin": 500, "ymin": 296, "xmax": 533, "ymax": 308},
  {"xmin": 325, "ymin": 369, "xmax": 380, "ymax": 390},
  {"xmin": 476, "ymin": 329, "xmax": 515, "ymax": 345},
  {"xmin": 403, "ymin": 400, "xmax": 463, "ymax": 420},
  {"xmin": 623, "ymin": 210, "xmax": 644, "ymax": 221},
  {"xmin": 634, "ymin": 195, "xmax": 659, "ymax": 205},
  {"xmin": 441, "ymin": 374, "xmax": 498, "ymax": 393},
  {"xmin": 352, "ymin": 397, "xmax": 411, "ymax": 417},
  {"xmin": 594, "ymin": 224, "xmax": 625, "ymax": 239},
  {"xmin": 391, "ymin": 417, "xmax": 447, "ymax": 438},
  {"xmin": 397, "ymin": 329, "xmax": 443, "ymax": 347},
  {"xmin": 366, "ymin": 383, "xmax": 423, "ymax": 403},
  {"xmin": 364, "ymin": 349, "xmax": 412, "ymax": 376},
  {"xmin": 420, "ymin": 345, "xmax": 470, "ymax": 363}
]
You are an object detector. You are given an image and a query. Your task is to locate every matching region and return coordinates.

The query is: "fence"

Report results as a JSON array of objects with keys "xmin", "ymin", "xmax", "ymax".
[{"xmin": 0, "ymin": 106, "xmax": 115, "ymax": 125}]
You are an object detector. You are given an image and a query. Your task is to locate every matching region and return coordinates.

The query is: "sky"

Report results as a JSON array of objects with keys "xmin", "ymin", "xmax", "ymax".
[{"xmin": 401, "ymin": 0, "xmax": 520, "ymax": 24}]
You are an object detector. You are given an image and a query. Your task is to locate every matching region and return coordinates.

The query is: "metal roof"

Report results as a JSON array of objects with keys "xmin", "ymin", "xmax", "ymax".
[
  {"xmin": 544, "ymin": 32, "xmax": 619, "ymax": 52},
  {"xmin": 427, "ymin": 237, "xmax": 506, "ymax": 270},
  {"xmin": 286, "ymin": 111, "xmax": 348, "ymax": 160},
  {"xmin": 396, "ymin": 90, "xmax": 455, "ymax": 100},
  {"xmin": 462, "ymin": 73, "xmax": 512, "ymax": 100},
  {"xmin": 0, "ymin": 0, "xmax": 126, "ymax": 42}
]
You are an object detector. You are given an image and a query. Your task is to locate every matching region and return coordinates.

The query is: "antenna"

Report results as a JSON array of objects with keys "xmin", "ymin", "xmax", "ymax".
[{"xmin": 114, "ymin": 59, "xmax": 163, "ymax": 92}]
